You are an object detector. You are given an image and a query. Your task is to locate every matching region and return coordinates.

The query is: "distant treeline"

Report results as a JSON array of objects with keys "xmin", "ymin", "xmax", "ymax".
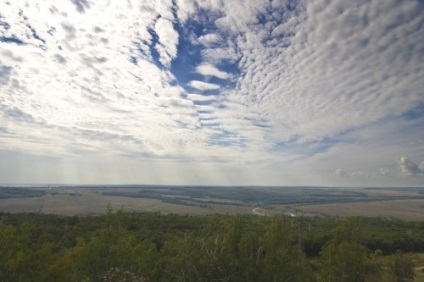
[
  {"xmin": 0, "ymin": 210, "xmax": 422, "ymax": 281},
  {"xmin": 0, "ymin": 187, "xmax": 46, "ymax": 199}
]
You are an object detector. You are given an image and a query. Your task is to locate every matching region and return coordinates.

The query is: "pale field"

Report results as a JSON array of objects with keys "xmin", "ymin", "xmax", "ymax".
[
  {"xmin": 363, "ymin": 188, "xmax": 421, "ymax": 197},
  {"xmin": 296, "ymin": 199, "xmax": 424, "ymax": 221},
  {"xmin": 0, "ymin": 187, "xmax": 260, "ymax": 216}
]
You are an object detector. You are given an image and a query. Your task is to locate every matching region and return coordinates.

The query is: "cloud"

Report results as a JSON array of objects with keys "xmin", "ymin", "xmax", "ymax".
[
  {"xmin": 1, "ymin": 0, "xmax": 424, "ymax": 185},
  {"xmin": 351, "ymin": 171, "xmax": 365, "ymax": 177},
  {"xmin": 201, "ymin": 45, "xmax": 240, "ymax": 65},
  {"xmin": 195, "ymin": 64, "xmax": 230, "ymax": 79},
  {"xmin": 333, "ymin": 167, "xmax": 392, "ymax": 178},
  {"xmin": 186, "ymin": 93, "xmax": 217, "ymax": 103},
  {"xmin": 211, "ymin": 0, "xmax": 424, "ymax": 146},
  {"xmin": 176, "ymin": 0, "xmax": 196, "ymax": 23},
  {"xmin": 154, "ymin": 17, "xmax": 179, "ymax": 67},
  {"xmin": 70, "ymin": 0, "xmax": 90, "ymax": 13},
  {"xmin": 187, "ymin": 80, "xmax": 220, "ymax": 91},
  {"xmin": 0, "ymin": 1, "xmax": 202, "ymax": 160},
  {"xmin": 398, "ymin": 157, "xmax": 423, "ymax": 176},
  {"xmin": 198, "ymin": 33, "xmax": 221, "ymax": 46},
  {"xmin": 0, "ymin": 65, "xmax": 12, "ymax": 85},
  {"xmin": 335, "ymin": 169, "xmax": 347, "ymax": 177},
  {"xmin": 379, "ymin": 168, "xmax": 390, "ymax": 176}
]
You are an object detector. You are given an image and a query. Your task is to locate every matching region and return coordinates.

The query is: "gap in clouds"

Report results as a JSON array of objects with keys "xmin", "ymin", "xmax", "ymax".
[
  {"xmin": 144, "ymin": 26, "xmax": 163, "ymax": 68},
  {"xmin": 171, "ymin": 9, "xmax": 239, "ymax": 91},
  {"xmin": 169, "ymin": 7, "xmax": 246, "ymax": 150}
]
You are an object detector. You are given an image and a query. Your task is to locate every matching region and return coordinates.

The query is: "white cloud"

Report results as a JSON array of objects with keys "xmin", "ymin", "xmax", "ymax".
[
  {"xmin": 154, "ymin": 18, "xmax": 179, "ymax": 67},
  {"xmin": 209, "ymin": 0, "xmax": 424, "ymax": 145},
  {"xmin": 187, "ymin": 80, "xmax": 220, "ymax": 91},
  {"xmin": 351, "ymin": 171, "xmax": 365, "ymax": 177},
  {"xmin": 186, "ymin": 93, "xmax": 217, "ymax": 102},
  {"xmin": 195, "ymin": 64, "xmax": 230, "ymax": 79},
  {"xmin": 201, "ymin": 43, "xmax": 241, "ymax": 64},
  {"xmin": 215, "ymin": 1, "xmax": 269, "ymax": 33},
  {"xmin": 335, "ymin": 169, "xmax": 347, "ymax": 177},
  {"xmin": 1, "ymin": 0, "xmax": 424, "ymax": 185},
  {"xmin": 176, "ymin": 0, "xmax": 196, "ymax": 23},
  {"xmin": 379, "ymin": 168, "xmax": 390, "ymax": 176},
  {"xmin": 198, "ymin": 33, "xmax": 221, "ymax": 46},
  {"xmin": 0, "ymin": 0, "xmax": 201, "ymax": 161}
]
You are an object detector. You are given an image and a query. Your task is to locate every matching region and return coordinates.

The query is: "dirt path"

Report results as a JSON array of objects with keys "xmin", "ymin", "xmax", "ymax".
[{"xmin": 252, "ymin": 207, "xmax": 265, "ymax": 216}]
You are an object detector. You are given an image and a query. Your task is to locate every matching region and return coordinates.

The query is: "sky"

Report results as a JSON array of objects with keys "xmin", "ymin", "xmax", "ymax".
[{"xmin": 0, "ymin": 0, "xmax": 423, "ymax": 186}]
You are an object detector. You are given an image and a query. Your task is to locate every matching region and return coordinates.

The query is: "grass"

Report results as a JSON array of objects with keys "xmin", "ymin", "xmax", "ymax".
[{"xmin": 412, "ymin": 253, "xmax": 424, "ymax": 282}]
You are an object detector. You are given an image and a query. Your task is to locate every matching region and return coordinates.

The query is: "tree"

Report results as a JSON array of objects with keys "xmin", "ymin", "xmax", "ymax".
[
  {"xmin": 318, "ymin": 219, "xmax": 380, "ymax": 282},
  {"xmin": 259, "ymin": 215, "xmax": 313, "ymax": 282},
  {"xmin": 0, "ymin": 221, "xmax": 36, "ymax": 282},
  {"xmin": 389, "ymin": 250, "xmax": 415, "ymax": 282}
]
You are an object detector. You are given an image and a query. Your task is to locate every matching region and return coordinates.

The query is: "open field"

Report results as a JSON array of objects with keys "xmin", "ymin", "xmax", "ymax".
[
  {"xmin": 0, "ymin": 187, "xmax": 264, "ymax": 216},
  {"xmin": 296, "ymin": 199, "xmax": 424, "ymax": 221},
  {"xmin": 1, "ymin": 185, "xmax": 423, "ymax": 220}
]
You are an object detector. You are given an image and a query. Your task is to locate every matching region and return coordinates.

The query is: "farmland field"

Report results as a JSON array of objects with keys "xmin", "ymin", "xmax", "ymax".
[{"xmin": 1, "ymin": 185, "xmax": 423, "ymax": 220}]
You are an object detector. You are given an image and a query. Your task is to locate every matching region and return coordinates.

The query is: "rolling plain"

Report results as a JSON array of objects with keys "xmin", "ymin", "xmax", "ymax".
[{"xmin": 1, "ymin": 185, "xmax": 423, "ymax": 221}]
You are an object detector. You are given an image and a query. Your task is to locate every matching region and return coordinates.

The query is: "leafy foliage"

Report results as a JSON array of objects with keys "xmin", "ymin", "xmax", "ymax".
[
  {"xmin": 389, "ymin": 250, "xmax": 415, "ymax": 282},
  {"xmin": 0, "ymin": 211, "xmax": 423, "ymax": 281},
  {"xmin": 318, "ymin": 219, "xmax": 380, "ymax": 282}
]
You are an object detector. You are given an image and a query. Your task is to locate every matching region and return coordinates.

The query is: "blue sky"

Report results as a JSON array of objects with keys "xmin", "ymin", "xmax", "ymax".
[{"xmin": 0, "ymin": 0, "xmax": 424, "ymax": 186}]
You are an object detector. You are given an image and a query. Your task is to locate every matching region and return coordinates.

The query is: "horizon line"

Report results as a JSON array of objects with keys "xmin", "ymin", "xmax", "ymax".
[{"xmin": 1, "ymin": 183, "xmax": 423, "ymax": 189}]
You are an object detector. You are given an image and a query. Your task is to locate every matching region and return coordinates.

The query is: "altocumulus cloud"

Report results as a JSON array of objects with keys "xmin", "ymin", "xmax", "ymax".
[{"xmin": 0, "ymin": 0, "xmax": 424, "ymax": 185}]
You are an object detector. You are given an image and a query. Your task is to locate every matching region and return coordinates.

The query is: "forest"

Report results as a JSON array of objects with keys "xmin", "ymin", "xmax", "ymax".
[{"xmin": 0, "ymin": 207, "xmax": 423, "ymax": 281}]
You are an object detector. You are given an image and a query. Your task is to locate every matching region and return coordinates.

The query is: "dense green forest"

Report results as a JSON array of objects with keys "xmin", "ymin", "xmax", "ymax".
[{"xmin": 1, "ymin": 208, "xmax": 423, "ymax": 281}]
